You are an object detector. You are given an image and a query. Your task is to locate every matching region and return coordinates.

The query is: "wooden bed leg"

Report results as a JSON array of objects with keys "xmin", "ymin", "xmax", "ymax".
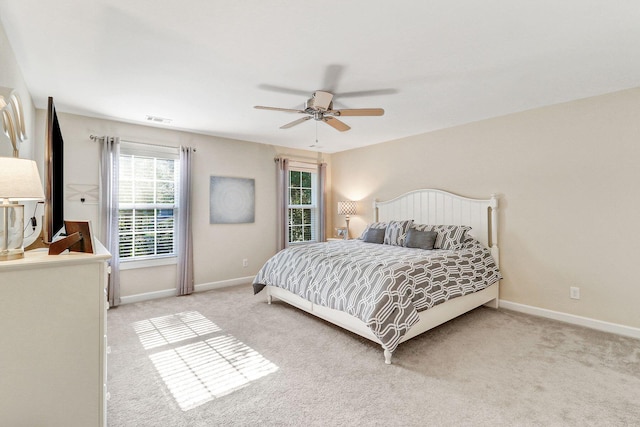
[
  {"xmin": 383, "ymin": 349, "xmax": 392, "ymax": 365},
  {"xmin": 267, "ymin": 294, "xmax": 272, "ymax": 305}
]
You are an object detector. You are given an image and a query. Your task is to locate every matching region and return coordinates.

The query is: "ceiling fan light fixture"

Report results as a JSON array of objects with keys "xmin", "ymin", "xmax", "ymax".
[{"xmin": 310, "ymin": 90, "xmax": 333, "ymax": 111}]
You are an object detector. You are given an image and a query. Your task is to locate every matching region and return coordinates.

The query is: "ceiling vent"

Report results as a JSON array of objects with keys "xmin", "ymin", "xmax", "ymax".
[{"xmin": 145, "ymin": 115, "xmax": 172, "ymax": 124}]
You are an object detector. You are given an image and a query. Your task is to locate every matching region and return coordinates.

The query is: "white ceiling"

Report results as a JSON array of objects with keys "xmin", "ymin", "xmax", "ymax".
[{"xmin": 1, "ymin": 1, "xmax": 639, "ymax": 153}]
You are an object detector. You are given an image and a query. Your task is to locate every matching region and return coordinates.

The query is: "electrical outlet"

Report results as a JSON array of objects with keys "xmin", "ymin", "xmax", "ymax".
[
  {"xmin": 570, "ymin": 286, "xmax": 580, "ymax": 300},
  {"xmin": 242, "ymin": 259, "xmax": 248, "ymax": 268}
]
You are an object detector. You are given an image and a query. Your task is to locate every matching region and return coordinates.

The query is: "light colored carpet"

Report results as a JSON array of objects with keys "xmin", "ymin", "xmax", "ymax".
[{"xmin": 107, "ymin": 284, "xmax": 640, "ymax": 426}]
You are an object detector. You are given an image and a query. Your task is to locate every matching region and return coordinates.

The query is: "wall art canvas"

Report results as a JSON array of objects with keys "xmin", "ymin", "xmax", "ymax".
[{"xmin": 209, "ymin": 176, "xmax": 255, "ymax": 224}]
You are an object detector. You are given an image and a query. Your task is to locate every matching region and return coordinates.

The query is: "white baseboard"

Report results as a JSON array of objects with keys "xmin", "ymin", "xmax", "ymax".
[
  {"xmin": 120, "ymin": 288, "xmax": 177, "ymax": 305},
  {"xmin": 194, "ymin": 276, "xmax": 255, "ymax": 292},
  {"xmin": 119, "ymin": 275, "xmax": 255, "ymax": 305},
  {"xmin": 499, "ymin": 299, "xmax": 640, "ymax": 340}
]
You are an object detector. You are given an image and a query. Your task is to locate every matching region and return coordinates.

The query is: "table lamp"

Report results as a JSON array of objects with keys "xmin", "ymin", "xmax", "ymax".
[
  {"xmin": 0, "ymin": 157, "xmax": 45, "ymax": 261},
  {"xmin": 337, "ymin": 200, "xmax": 357, "ymax": 240}
]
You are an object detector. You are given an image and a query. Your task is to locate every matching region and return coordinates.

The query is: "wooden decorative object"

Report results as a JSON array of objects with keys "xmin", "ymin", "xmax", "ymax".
[{"xmin": 48, "ymin": 220, "xmax": 95, "ymax": 255}]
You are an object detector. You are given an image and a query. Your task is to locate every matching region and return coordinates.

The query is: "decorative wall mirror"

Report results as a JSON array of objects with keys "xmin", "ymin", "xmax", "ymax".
[{"xmin": 0, "ymin": 87, "xmax": 27, "ymax": 157}]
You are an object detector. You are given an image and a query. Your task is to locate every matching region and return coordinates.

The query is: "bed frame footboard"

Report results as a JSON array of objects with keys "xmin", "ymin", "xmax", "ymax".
[{"xmin": 265, "ymin": 282, "xmax": 499, "ymax": 364}]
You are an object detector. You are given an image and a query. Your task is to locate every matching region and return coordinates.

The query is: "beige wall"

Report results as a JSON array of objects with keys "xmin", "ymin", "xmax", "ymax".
[
  {"xmin": 38, "ymin": 111, "xmax": 328, "ymax": 298},
  {"xmin": 0, "ymin": 22, "xmax": 36, "ymax": 160},
  {"xmin": 331, "ymin": 88, "xmax": 640, "ymax": 329}
]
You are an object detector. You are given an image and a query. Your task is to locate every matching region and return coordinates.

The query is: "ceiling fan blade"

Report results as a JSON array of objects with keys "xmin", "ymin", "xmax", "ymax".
[
  {"xmin": 323, "ymin": 117, "xmax": 350, "ymax": 132},
  {"xmin": 257, "ymin": 84, "xmax": 309, "ymax": 97},
  {"xmin": 280, "ymin": 116, "xmax": 312, "ymax": 129},
  {"xmin": 321, "ymin": 64, "xmax": 345, "ymax": 93},
  {"xmin": 254, "ymin": 105, "xmax": 305, "ymax": 113},
  {"xmin": 336, "ymin": 88, "xmax": 398, "ymax": 98},
  {"xmin": 333, "ymin": 108, "xmax": 385, "ymax": 117}
]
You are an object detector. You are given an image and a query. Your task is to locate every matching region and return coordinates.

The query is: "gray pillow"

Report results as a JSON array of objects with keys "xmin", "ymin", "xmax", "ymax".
[
  {"xmin": 363, "ymin": 227, "xmax": 386, "ymax": 244},
  {"xmin": 358, "ymin": 222, "xmax": 387, "ymax": 239},
  {"xmin": 404, "ymin": 228, "xmax": 437, "ymax": 250},
  {"xmin": 411, "ymin": 224, "xmax": 472, "ymax": 250}
]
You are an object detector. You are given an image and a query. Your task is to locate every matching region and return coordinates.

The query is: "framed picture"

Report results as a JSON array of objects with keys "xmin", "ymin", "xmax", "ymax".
[
  {"xmin": 48, "ymin": 220, "xmax": 95, "ymax": 255},
  {"xmin": 335, "ymin": 227, "xmax": 347, "ymax": 238},
  {"xmin": 209, "ymin": 176, "xmax": 255, "ymax": 224},
  {"xmin": 64, "ymin": 220, "xmax": 95, "ymax": 253}
]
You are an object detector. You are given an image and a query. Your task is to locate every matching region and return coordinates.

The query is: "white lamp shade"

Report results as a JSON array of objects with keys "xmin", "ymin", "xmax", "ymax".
[
  {"xmin": 337, "ymin": 200, "xmax": 357, "ymax": 216},
  {"xmin": 0, "ymin": 157, "xmax": 45, "ymax": 201}
]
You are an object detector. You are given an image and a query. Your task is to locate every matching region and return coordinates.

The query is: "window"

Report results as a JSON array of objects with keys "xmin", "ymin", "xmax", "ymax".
[
  {"xmin": 118, "ymin": 142, "xmax": 179, "ymax": 261},
  {"xmin": 288, "ymin": 165, "xmax": 318, "ymax": 244}
]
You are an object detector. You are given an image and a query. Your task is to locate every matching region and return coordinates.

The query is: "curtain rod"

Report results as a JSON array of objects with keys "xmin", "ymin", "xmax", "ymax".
[
  {"xmin": 274, "ymin": 155, "xmax": 324, "ymax": 164},
  {"xmin": 89, "ymin": 135, "xmax": 196, "ymax": 152}
]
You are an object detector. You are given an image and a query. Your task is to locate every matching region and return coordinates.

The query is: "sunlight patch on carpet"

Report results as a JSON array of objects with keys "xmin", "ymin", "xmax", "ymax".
[
  {"xmin": 133, "ymin": 311, "xmax": 222, "ymax": 350},
  {"xmin": 133, "ymin": 311, "xmax": 278, "ymax": 411},
  {"xmin": 149, "ymin": 335, "xmax": 278, "ymax": 411}
]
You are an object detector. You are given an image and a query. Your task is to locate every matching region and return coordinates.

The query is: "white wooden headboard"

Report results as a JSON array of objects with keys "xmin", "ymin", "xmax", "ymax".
[{"xmin": 374, "ymin": 189, "xmax": 499, "ymax": 265}]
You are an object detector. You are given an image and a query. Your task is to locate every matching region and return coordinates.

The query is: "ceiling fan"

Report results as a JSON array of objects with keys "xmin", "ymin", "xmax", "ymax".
[{"xmin": 254, "ymin": 90, "xmax": 384, "ymax": 132}]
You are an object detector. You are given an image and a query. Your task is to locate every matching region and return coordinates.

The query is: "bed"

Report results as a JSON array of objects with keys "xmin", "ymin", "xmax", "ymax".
[{"xmin": 253, "ymin": 189, "xmax": 501, "ymax": 364}]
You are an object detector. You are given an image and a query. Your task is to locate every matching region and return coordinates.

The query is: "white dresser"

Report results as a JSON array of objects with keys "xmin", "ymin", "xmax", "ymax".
[{"xmin": 0, "ymin": 242, "xmax": 111, "ymax": 427}]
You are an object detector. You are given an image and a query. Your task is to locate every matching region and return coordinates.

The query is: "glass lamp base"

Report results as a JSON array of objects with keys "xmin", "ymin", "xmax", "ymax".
[
  {"xmin": 0, "ymin": 247, "xmax": 24, "ymax": 261},
  {"xmin": 1, "ymin": 203, "xmax": 25, "ymax": 261}
]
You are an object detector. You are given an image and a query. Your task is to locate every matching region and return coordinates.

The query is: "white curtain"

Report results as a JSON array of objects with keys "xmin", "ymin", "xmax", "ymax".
[
  {"xmin": 318, "ymin": 163, "xmax": 327, "ymax": 242},
  {"xmin": 99, "ymin": 137, "xmax": 120, "ymax": 307},
  {"xmin": 177, "ymin": 146, "xmax": 195, "ymax": 296},
  {"xmin": 275, "ymin": 157, "xmax": 289, "ymax": 251}
]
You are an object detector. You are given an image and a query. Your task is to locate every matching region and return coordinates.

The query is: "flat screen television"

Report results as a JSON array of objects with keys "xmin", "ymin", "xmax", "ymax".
[{"xmin": 44, "ymin": 97, "xmax": 64, "ymax": 243}]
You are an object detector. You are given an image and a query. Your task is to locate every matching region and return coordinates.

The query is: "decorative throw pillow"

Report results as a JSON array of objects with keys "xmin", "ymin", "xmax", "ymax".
[
  {"xmin": 411, "ymin": 224, "xmax": 472, "ymax": 250},
  {"xmin": 363, "ymin": 227, "xmax": 386, "ymax": 244},
  {"xmin": 404, "ymin": 228, "xmax": 437, "ymax": 250},
  {"xmin": 359, "ymin": 222, "xmax": 387, "ymax": 240},
  {"xmin": 383, "ymin": 220, "xmax": 414, "ymax": 246}
]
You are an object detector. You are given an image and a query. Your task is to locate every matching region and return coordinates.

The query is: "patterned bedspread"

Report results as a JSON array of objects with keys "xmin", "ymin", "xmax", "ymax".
[{"xmin": 253, "ymin": 238, "xmax": 501, "ymax": 353}]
